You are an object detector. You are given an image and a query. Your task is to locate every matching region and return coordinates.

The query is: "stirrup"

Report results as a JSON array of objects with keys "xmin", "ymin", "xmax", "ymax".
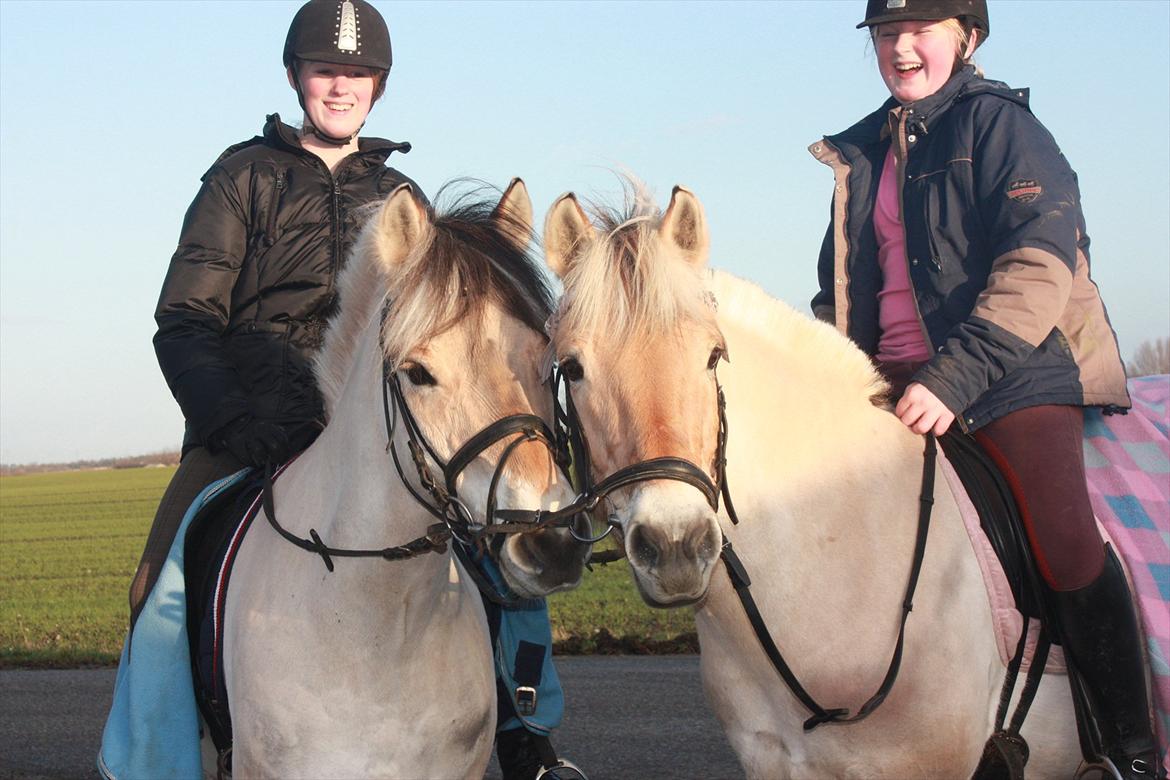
[
  {"xmin": 1074, "ymin": 755, "xmax": 1163, "ymax": 780},
  {"xmin": 1076, "ymin": 757, "xmax": 1124, "ymax": 780},
  {"xmin": 216, "ymin": 746, "xmax": 233, "ymax": 780},
  {"xmin": 535, "ymin": 758, "xmax": 589, "ymax": 780}
]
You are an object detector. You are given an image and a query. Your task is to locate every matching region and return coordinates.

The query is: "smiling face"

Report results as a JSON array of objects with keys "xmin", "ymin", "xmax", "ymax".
[
  {"xmin": 291, "ymin": 60, "xmax": 377, "ymax": 139},
  {"xmin": 874, "ymin": 19, "xmax": 967, "ymax": 104}
]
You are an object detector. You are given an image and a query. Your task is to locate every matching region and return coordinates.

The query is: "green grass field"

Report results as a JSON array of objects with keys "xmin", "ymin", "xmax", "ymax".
[{"xmin": 0, "ymin": 467, "xmax": 695, "ymax": 668}]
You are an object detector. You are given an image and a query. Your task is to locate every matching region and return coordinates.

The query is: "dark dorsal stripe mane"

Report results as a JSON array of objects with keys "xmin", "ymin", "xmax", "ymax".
[
  {"xmin": 314, "ymin": 183, "xmax": 555, "ymax": 417},
  {"xmin": 592, "ymin": 203, "xmax": 654, "ymax": 303},
  {"xmin": 406, "ymin": 185, "xmax": 554, "ymax": 339}
]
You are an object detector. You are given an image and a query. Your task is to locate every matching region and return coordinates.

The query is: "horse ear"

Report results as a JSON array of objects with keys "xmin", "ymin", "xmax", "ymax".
[
  {"xmin": 544, "ymin": 192, "xmax": 595, "ymax": 279},
  {"xmin": 492, "ymin": 178, "xmax": 534, "ymax": 249},
  {"xmin": 376, "ymin": 183, "xmax": 427, "ymax": 267},
  {"xmin": 658, "ymin": 185, "xmax": 709, "ymax": 268}
]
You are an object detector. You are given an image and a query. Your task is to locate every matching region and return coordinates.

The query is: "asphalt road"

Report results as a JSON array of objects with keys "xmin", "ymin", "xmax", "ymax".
[{"xmin": 0, "ymin": 656, "xmax": 743, "ymax": 780}]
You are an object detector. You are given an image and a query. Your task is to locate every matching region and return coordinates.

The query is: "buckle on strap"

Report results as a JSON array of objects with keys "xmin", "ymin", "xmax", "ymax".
[
  {"xmin": 802, "ymin": 707, "xmax": 850, "ymax": 731},
  {"xmin": 515, "ymin": 685, "xmax": 538, "ymax": 716}
]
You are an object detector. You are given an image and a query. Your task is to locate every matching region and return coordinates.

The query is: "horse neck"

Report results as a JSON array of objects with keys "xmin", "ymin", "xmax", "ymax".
[
  {"xmin": 709, "ymin": 270, "xmax": 922, "ymax": 530},
  {"xmin": 305, "ymin": 319, "xmax": 448, "ymax": 577},
  {"xmin": 702, "ymin": 273, "xmax": 986, "ymax": 693}
]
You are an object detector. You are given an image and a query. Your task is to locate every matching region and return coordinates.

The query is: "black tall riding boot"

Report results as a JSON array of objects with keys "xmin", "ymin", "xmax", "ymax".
[
  {"xmin": 496, "ymin": 728, "xmax": 545, "ymax": 780},
  {"xmin": 1050, "ymin": 544, "xmax": 1165, "ymax": 779}
]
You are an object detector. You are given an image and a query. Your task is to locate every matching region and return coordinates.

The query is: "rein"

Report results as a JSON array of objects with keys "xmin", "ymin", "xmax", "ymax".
[{"xmin": 722, "ymin": 434, "xmax": 938, "ymax": 731}]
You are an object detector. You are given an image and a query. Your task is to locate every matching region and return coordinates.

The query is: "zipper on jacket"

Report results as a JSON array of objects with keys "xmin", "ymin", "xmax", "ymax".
[
  {"xmin": 326, "ymin": 155, "xmax": 364, "ymax": 301},
  {"xmin": 305, "ymin": 153, "xmax": 345, "ymax": 302},
  {"xmin": 264, "ymin": 171, "xmax": 285, "ymax": 247},
  {"xmin": 894, "ymin": 108, "xmax": 936, "ymax": 354},
  {"xmin": 331, "ymin": 180, "xmax": 342, "ymax": 283}
]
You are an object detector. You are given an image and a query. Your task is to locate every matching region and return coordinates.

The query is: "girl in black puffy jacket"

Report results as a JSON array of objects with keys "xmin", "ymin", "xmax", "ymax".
[
  {"xmin": 130, "ymin": 6, "xmax": 572, "ymax": 778},
  {"xmin": 131, "ymin": 0, "xmax": 415, "ymax": 624}
]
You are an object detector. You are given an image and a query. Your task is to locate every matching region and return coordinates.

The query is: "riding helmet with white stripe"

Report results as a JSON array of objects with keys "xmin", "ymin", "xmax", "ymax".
[{"xmin": 283, "ymin": 0, "xmax": 392, "ymax": 143}]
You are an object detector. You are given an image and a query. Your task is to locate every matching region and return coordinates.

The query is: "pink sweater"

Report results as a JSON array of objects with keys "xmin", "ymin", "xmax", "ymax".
[{"xmin": 874, "ymin": 147, "xmax": 931, "ymax": 363}]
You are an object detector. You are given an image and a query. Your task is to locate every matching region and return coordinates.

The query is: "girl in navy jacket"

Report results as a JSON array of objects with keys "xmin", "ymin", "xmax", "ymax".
[{"xmin": 812, "ymin": 1, "xmax": 1160, "ymax": 775}]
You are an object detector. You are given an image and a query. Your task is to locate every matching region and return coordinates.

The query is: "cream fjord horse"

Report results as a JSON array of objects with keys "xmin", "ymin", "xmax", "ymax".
[
  {"xmin": 222, "ymin": 181, "xmax": 588, "ymax": 778},
  {"xmin": 541, "ymin": 185, "xmax": 1081, "ymax": 778}
]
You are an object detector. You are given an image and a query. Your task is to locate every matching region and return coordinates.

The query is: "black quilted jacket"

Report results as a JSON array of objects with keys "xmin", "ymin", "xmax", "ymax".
[{"xmin": 153, "ymin": 114, "xmax": 419, "ymax": 451}]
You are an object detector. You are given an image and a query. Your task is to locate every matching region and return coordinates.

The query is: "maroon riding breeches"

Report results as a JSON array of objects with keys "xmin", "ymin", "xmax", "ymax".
[
  {"xmin": 973, "ymin": 405, "xmax": 1105, "ymax": 591},
  {"xmin": 877, "ymin": 360, "xmax": 1105, "ymax": 592}
]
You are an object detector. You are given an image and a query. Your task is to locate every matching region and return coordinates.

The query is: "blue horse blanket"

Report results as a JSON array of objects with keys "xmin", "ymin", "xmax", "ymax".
[{"xmin": 97, "ymin": 468, "xmax": 564, "ymax": 778}]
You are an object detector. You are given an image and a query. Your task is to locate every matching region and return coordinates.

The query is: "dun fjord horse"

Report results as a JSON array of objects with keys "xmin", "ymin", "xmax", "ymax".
[
  {"xmin": 541, "ymin": 185, "xmax": 1081, "ymax": 778},
  {"xmin": 223, "ymin": 181, "xmax": 588, "ymax": 778}
]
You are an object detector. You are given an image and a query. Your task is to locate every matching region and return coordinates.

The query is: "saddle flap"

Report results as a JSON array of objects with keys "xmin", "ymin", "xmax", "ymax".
[
  {"xmin": 937, "ymin": 432, "xmax": 1045, "ymax": 619},
  {"xmin": 182, "ymin": 471, "xmax": 264, "ymax": 755}
]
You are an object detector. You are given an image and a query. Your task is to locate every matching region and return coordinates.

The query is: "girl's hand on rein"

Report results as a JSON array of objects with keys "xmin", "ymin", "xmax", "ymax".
[{"xmin": 895, "ymin": 383, "xmax": 956, "ymax": 436}]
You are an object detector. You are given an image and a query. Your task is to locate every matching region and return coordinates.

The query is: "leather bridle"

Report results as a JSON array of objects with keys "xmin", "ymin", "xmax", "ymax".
[
  {"xmin": 543, "ymin": 361, "xmax": 741, "ymax": 545},
  {"xmin": 263, "ymin": 305, "xmax": 591, "ymax": 592}
]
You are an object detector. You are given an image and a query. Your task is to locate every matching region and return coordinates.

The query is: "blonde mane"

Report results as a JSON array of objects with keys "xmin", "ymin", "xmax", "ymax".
[
  {"xmin": 314, "ymin": 190, "xmax": 554, "ymax": 418},
  {"xmin": 554, "ymin": 182, "xmax": 715, "ymax": 346},
  {"xmin": 550, "ymin": 179, "xmax": 884, "ymax": 408},
  {"xmin": 708, "ymin": 269, "xmax": 889, "ymax": 404}
]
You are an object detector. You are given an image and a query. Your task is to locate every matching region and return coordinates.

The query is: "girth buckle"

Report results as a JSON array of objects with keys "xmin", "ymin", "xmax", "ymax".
[{"xmin": 515, "ymin": 685, "xmax": 538, "ymax": 716}]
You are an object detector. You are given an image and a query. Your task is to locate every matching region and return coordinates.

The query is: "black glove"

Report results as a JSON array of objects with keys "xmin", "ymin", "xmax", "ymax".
[{"xmin": 209, "ymin": 416, "xmax": 320, "ymax": 468}]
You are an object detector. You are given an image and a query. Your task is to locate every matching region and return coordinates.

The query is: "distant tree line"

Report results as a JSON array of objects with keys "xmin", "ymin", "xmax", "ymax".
[
  {"xmin": 1127, "ymin": 337, "xmax": 1170, "ymax": 378},
  {"xmin": 0, "ymin": 450, "xmax": 181, "ymax": 477}
]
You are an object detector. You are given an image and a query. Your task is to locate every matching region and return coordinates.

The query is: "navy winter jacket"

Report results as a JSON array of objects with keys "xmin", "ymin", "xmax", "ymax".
[{"xmin": 810, "ymin": 67, "xmax": 1129, "ymax": 431}]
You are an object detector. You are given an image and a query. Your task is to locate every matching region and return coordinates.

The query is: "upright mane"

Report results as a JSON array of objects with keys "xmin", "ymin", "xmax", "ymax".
[
  {"xmin": 708, "ymin": 269, "xmax": 889, "ymax": 404},
  {"xmin": 554, "ymin": 180, "xmax": 714, "ymax": 345},
  {"xmin": 315, "ymin": 184, "xmax": 555, "ymax": 416}
]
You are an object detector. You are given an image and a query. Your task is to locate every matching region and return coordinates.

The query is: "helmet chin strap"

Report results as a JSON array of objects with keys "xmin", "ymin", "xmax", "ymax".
[
  {"xmin": 300, "ymin": 118, "xmax": 362, "ymax": 146},
  {"xmin": 291, "ymin": 71, "xmax": 363, "ymax": 147}
]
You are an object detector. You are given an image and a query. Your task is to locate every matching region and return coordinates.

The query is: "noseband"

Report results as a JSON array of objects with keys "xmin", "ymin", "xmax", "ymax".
[
  {"xmin": 381, "ymin": 362, "xmax": 576, "ymax": 545},
  {"xmin": 542, "ymin": 362, "xmax": 741, "ymax": 544}
]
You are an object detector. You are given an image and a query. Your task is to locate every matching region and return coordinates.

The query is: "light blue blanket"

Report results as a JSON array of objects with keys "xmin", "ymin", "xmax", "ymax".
[{"xmin": 98, "ymin": 469, "xmax": 249, "ymax": 780}]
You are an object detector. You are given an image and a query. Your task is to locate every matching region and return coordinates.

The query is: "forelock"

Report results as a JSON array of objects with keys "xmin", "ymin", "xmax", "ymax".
[{"xmin": 553, "ymin": 180, "xmax": 714, "ymax": 347}]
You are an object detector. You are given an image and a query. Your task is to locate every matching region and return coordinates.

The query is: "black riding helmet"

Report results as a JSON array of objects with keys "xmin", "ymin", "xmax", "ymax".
[
  {"xmin": 856, "ymin": 0, "xmax": 989, "ymax": 41},
  {"xmin": 284, "ymin": 0, "xmax": 393, "ymax": 144}
]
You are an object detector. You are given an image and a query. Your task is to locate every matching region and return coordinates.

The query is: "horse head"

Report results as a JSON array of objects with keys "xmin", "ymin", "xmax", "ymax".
[
  {"xmin": 544, "ymin": 184, "xmax": 725, "ymax": 606},
  {"xmin": 317, "ymin": 179, "xmax": 590, "ymax": 598}
]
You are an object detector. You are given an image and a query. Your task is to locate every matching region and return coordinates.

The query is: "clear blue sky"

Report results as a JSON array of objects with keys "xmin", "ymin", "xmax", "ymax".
[{"xmin": 1, "ymin": 1, "xmax": 1167, "ymax": 464}]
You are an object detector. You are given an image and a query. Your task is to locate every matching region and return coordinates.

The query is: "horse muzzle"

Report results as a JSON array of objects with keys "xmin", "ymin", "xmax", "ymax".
[{"xmin": 616, "ymin": 484, "xmax": 723, "ymax": 607}]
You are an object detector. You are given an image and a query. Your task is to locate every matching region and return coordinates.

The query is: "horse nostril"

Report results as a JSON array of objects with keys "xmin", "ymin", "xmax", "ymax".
[
  {"xmin": 689, "ymin": 523, "xmax": 721, "ymax": 561},
  {"xmin": 628, "ymin": 525, "xmax": 659, "ymax": 569}
]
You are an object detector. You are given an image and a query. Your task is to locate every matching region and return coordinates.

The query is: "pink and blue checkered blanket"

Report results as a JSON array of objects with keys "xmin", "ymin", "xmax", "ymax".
[{"xmin": 1085, "ymin": 375, "xmax": 1170, "ymax": 765}]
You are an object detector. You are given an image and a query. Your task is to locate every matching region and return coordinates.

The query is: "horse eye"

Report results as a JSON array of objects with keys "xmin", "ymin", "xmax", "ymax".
[
  {"xmin": 402, "ymin": 363, "xmax": 436, "ymax": 387},
  {"xmin": 707, "ymin": 346, "xmax": 726, "ymax": 371},
  {"xmin": 561, "ymin": 358, "xmax": 585, "ymax": 382}
]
